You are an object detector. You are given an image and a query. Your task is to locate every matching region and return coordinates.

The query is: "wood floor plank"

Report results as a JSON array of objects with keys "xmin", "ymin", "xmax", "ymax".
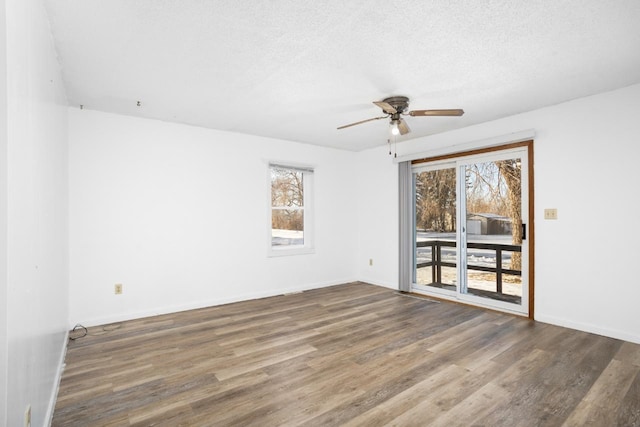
[
  {"xmin": 562, "ymin": 359, "xmax": 639, "ymax": 426},
  {"xmin": 427, "ymin": 381, "xmax": 510, "ymax": 427},
  {"xmin": 615, "ymin": 369, "xmax": 640, "ymax": 427},
  {"xmin": 384, "ymin": 361, "xmax": 506, "ymax": 427},
  {"xmin": 213, "ymin": 361, "xmax": 370, "ymax": 426},
  {"xmin": 342, "ymin": 364, "xmax": 470, "ymax": 427},
  {"xmin": 458, "ymin": 317, "xmax": 532, "ymax": 371},
  {"xmin": 615, "ymin": 341, "xmax": 640, "ymax": 367},
  {"xmin": 536, "ymin": 334, "xmax": 624, "ymax": 423},
  {"xmin": 214, "ymin": 343, "xmax": 317, "ymax": 381},
  {"xmin": 52, "ymin": 282, "xmax": 640, "ymax": 426}
]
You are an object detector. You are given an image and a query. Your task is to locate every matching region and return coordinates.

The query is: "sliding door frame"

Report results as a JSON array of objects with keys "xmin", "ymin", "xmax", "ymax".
[{"xmin": 412, "ymin": 140, "xmax": 535, "ymax": 319}]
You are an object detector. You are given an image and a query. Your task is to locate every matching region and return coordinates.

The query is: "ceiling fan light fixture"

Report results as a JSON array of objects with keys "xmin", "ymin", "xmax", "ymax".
[{"xmin": 390, "ymin": 121, "xmax": 400, "ymax": 136}]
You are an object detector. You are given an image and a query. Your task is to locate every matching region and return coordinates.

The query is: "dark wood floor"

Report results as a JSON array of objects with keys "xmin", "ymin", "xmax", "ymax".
[{"xmin": 53, "ymin": 282, "xmax": 640, "ymax": 426}]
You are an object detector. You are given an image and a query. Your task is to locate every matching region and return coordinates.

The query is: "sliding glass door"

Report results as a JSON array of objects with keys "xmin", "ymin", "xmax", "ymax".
[
  {"xmin": 414, "ymin": 165, "xmax": 459, "ymax": 296},
  {"xmin": 412, "ymin": 146, "xmax": 530, "ymax": 316}
]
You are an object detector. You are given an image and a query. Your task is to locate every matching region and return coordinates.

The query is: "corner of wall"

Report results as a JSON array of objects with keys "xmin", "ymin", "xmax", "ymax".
[{"xmin": 0, "ymin": 0, "xmax": 9, "ymax": 422}]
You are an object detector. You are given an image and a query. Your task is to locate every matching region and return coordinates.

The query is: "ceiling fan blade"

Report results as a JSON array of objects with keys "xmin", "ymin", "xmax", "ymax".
[
  {"xmin": 408, "ymin": 109, "xmax": 465, "ymax": 117},
  {"xmin": 373, "ymin": 101, "xmax": 397, "ymax": 114},
  {"xmin": 337, "ymin": 115, "xmax": 387, "ymax": 130},
  {"xmin": 398, "ymin": 118, "xmax": 410, "ymax": 135}
]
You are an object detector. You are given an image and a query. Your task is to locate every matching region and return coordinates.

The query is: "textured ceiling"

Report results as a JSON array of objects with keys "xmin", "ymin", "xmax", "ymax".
[{"xmin": 44, "ymin": 0, "xmax": 640, "ymax": 151}]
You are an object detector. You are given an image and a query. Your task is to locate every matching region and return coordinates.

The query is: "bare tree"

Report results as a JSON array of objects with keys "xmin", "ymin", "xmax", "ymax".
[
  {"xmin": 467, "ymin": 160, "xmax": 522, "ymax": 270},
  {"xmin": 416, "ymin": 160, "xmax": 522, "ymax": 271},
  {"xmin": 465, "ymin": 163, "xmax": 508, "ymax": 216},
  {"xmin": 415, "ymin": 168, "xmax": 456, "ymax": 232},
  {"xmin": 496, "ymin": 159, "xmax": 522, "ymax": 270},
  {"xmin": 271, "ymin": 168, "xmax": 304, "ymax": 231}
]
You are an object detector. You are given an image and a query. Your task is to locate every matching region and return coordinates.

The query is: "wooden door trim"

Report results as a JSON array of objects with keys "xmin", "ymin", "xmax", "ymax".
[{"xmin": 412, "ymin": 140, "xmax": 535, "ymax": 319}]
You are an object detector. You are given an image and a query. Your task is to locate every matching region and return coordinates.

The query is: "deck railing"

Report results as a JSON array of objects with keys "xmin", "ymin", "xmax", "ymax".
[{"xmin": 416, "ymin": 240, "xmax": 521, "ymax": 296}]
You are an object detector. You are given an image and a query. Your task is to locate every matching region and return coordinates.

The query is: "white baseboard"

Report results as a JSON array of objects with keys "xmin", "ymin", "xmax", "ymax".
[
  {"xmin": 70, "ymin": 278, "xmax": 357, "ymax": 328},
  {"xmin": 535, "ymin": 313, "xmax": 640, "ymax": 345},
  {"xmin": 356, "ymin": 278, "xmax": 397, "ymax": 290},
  {"xmin": 45, "ymin": 330, "xmax": 69, "ymax": 426}
]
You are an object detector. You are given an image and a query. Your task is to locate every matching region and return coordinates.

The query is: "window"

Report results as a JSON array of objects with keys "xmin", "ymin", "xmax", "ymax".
[{"xmin": 269, "ymin": 164, "xmax": 314, "ymax": 255}]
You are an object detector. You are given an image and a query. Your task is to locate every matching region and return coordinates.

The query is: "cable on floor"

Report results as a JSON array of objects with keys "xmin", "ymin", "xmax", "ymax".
[
  {"xmin": 68, "ymin": 322, "xmax": 123, "ymax": 340},
  {"xmin": 69, "ymin": 324, "xmax": 88, "ymax": 340}
]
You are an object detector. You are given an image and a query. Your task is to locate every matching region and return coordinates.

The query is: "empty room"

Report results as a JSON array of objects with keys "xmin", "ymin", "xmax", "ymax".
[{"xmin": 2, "ymin": 0, "xmax": 640, "ymax": 426}]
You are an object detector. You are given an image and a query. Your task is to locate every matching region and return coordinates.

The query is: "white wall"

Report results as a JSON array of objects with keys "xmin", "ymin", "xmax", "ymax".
[
  {"xmin": 3, "ymin": 0, "xmax": 69, "ymax": 426},
  {"xmin": 68, "ymin": 109, "xmax": 358, "ymax": 326},
  {"xmin": 0, "ymin": 0, "xmax": 8, "ymax": 423},
  {"xmin": 356, "ymin": 83, "xmax": 640, "ymax": 344},
  {"xmin": 356, "ymin": 148, "xmax": 398, "ymax": 289}
]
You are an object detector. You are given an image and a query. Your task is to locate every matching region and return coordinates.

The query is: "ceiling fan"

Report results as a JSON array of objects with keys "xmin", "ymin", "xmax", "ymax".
[{"xmin": 337, "ymin": 96, "xmax": 464, "ymax": 136}]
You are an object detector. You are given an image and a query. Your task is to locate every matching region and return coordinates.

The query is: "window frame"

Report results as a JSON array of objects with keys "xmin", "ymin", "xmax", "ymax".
[{"xmin": 267, "ymin": 163, "xmax": 315, "ymax": 257}]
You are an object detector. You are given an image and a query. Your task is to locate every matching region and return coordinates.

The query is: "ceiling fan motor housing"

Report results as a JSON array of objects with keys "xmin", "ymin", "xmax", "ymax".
[{"xmin": 382, "ymin": 96, "xmax": 410, "ymax": 114}]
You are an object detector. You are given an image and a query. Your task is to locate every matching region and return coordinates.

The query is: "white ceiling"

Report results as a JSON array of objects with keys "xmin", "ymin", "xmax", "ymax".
[{"xmin": 43, "ymin": 0, "xmax": 640, "ymax": 151}]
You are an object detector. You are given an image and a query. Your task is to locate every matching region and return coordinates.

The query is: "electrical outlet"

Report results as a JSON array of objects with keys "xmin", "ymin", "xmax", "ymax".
[
  {"xmin": 24, "ymin": 404, "xmax": 31, "ymax": 427},
  {"xmin": 114, "ymin": 283, "xmax": 123, "ymax": 295},
  {"xmin": 544, "ymin": 208, "xmax": 558, "ymax": 220},
  {"xmin": 369, "ymin": 258, "xmax": 373, "ymax": 266}
]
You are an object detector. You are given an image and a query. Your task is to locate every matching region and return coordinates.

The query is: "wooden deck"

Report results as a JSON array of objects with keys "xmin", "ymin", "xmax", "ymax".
[{"xmin": 52, "ymin": 282, "xmax": 640, "ymax": 426}]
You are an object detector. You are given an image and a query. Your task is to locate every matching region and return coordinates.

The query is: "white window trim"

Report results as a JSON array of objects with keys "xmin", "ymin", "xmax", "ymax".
[{"xmin": 268, "ymin": 163, "xmax": 315, "ymax": 257}]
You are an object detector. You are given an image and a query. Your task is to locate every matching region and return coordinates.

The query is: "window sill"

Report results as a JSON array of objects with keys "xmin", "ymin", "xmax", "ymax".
[{"xmin": 268, "ymin": 246, "xmax": 315, "ymax": 257}]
